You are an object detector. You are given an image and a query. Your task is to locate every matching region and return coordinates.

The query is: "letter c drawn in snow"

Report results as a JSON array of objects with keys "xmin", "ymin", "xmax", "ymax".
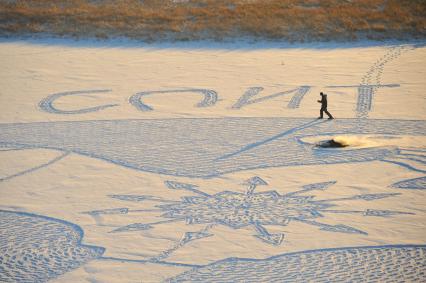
[
  {"xmin": 39, "ymin": 89, "xmax": 118, "ymax": 114},
  {"xmin": 129, "ymin": 89, "xmax": 218, "ymax": 112}
]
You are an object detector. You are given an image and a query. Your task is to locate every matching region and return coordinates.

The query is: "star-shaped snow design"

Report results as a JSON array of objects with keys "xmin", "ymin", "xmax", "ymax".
[
  {"xmin": 82, "ymin": 177, "xmax": 412, "ymax": 260},
  {"xmin": 159, "ymin": 187, "xmax": 332, "ymax": 229}
]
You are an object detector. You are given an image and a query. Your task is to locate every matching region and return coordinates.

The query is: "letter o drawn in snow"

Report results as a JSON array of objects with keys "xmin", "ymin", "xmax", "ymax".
[{"xmin": 129, "ymin": 89, "xmax": 218, "ymax": 112}]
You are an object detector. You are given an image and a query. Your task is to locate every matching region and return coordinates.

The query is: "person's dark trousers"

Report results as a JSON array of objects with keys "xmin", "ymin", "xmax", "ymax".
[{"xmin": 320, "ymin": 107, "xmax": 333, "ymax": 119}]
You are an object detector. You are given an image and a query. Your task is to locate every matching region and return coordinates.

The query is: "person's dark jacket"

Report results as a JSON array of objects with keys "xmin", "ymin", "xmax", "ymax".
[{"xmin": 318, "ymin": 94, "xmax": 328, "ymax": 109}]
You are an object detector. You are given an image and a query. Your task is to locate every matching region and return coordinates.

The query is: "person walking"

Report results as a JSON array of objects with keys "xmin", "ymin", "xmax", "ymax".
[{"xmin": 317, "ymin": 92, "xmax": 334, "ymax": 119}]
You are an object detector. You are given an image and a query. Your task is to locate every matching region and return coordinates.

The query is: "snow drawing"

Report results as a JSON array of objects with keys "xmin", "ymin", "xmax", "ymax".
[
  {"xmin": 39, "ymin": 89, "xmax": 119, "ymax": 115},
  {"xmin": 392, "ymin": 175, "xmax": 426, "ymax": 190},
  {"xmin": 231, "ymin": 85, "xmax": 310, "ymax": 109},
  {"xmin": 167, "ymin": 245, "xmax": 426, "ymax": 282},
  {"xmin": 0, "ymin": 210, "xmax": 104, "ymax": 283},
  {"xmin": 356, "ymin": 45, "xmax": 414, "ymax": 118},
  {"xmin": 82, "ymin": 177, "xmax": 412, "ymax": 264},
  {"xmin": 0, "ymin": 118, "xmax": 425, "ymax": 180},
  {"xmin": 1, "ymin": 209, "xmax": 424, "ymax": 282},
  {"xmin": 1, "ymin": 42, "xmax": 425, "ymax": 282},
  {"xmin": 129, "ymin": 88, "xmax": 218, "ymax": 111}
]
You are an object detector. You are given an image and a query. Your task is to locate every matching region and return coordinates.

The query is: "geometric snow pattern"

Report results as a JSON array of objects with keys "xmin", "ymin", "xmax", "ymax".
[
  {"xmin": 0, "ymin": 210, "xmax": 104, "ymax": 283},
  {"xmin": 167, "ymin": 245, "xmax": 426, "ymax": 282},
  {"xmin": 159, "ymin": 186, "xmax": 333, "ymax": 229},
  {"xmin": 0, "ymin": 117, "xmax": 425, "ymax": 178},
  {"xmin": 106, "ymin": 178, "xmax": 410, "ymax": 250},
  {"xmin": 392, "ymin": 175, "xmax": 426, "ymax": 190}
]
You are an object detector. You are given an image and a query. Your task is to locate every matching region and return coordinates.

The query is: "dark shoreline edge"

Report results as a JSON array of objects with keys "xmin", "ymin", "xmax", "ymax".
[{"xmin": 1, "ymin": 33, "xmax": 425, "ymax": 50}]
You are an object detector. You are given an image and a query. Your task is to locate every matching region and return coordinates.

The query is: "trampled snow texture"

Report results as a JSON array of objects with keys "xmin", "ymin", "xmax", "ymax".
[
  {"xmin": 1, "ymin": 43, "xmax": 425, "ymax": 282},
  {"xmin": 129, "ymin": 88, "xmax": 218, "ymax": 111},
  {"xmin": 104, "ymin": 178, "xmax": 409, "ymax": 248},
  {"xmin": 0, "ymin": 210, "xmax": 104, "ymax": 283},
  {"xmin": 231, "ymin": 86, "xmax": 310, "ymax": 109},
  {"xmin": 392, "ymin": 175, "xmax": 426, "ymax": 190},
  {"xmin": 167, "ymin": 245, "xmax": 426, "ymax": 282},
  {"xmin": 356, "ymin": 46, "xmax": 413, "ymax": 118},
  {"xmin": 39, "ymin": 89, "xmax": 119, "ymax": 115},
  {"xmin": 0, "ymin": 118, "xmax": 425, "ymax": 178}
]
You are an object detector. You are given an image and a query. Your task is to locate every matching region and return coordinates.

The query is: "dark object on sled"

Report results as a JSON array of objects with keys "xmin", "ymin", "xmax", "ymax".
[{"xmin": 317, "ymin": 139, "xmax": 348, "ymax": 148}]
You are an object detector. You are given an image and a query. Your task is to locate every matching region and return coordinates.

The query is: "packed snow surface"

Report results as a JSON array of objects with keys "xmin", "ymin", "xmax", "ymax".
[{"xmin": 0, "ymin": 39, "xmax": 425, "ymax": 282}]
